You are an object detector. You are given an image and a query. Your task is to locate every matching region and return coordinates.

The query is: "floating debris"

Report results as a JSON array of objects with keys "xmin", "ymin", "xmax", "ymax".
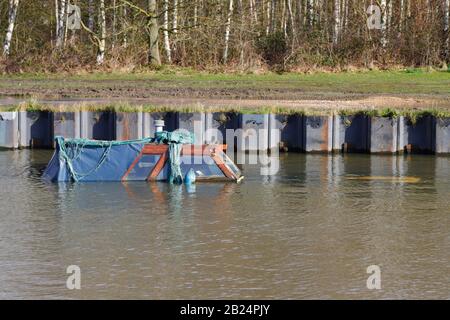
[{"xmin": 346, "ymin": 176, "xmax": 421, "ymax": 183}]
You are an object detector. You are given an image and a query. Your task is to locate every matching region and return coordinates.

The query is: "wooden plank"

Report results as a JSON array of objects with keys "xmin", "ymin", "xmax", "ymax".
[
  {"xmin": 121, "ymin": 150, "xmax": 144, "ymax": 181},
  {"xmin": 148, "ymin": 151, "xmax": 169, "ymax": 180},
  {"xmin": 142, "ymin": 144, "xmax": 168, "ymax": 154},
  {"xmin": 211, "ymin": 151, "xmax": 235, "ymax": 179}
]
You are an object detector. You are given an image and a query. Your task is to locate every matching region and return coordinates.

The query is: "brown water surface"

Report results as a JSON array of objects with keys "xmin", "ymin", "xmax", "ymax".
[{"xmin": 0, "ymin": 150, "xmax": 449, "ymax": 299}]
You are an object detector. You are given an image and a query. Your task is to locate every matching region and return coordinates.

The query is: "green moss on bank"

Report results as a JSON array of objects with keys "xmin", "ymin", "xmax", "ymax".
[{"xmin": 1, "ymin": 101, "xmax": 450, "ymax": 122}]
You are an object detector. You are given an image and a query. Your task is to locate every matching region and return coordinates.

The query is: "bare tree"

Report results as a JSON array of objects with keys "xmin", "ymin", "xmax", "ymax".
[
  {"xmin": 307, "ymin": 0, "xmax": 314, "ymax": 27},
  {"xmin": 97, "ymin": 0, "xmax": 106, "ymax": 64},
  {"xmin": 147, "ymin": 0, "xmax": 161, "ymax": 66},
  {"xmin": 445, "ymin": 0, "xmax": 450, "ymax": 61},
  {"xmin": 2, "ymin": 0, "xmax": 450, "ymax": 71},
  {"xmin": 380, "ymin": 0, "xmax": 388, "ymax": 47},
  {"xmin": 163, "ymin": 0, "xmax": 172, "ymax": 62},
  {"xmin": 287, "ymin": 0, "xmax": 295, "ymax": 35},
  {"xmin": 112, "ymin": 0, "xmax": 117, "ymax": 48},
  {"xmin": 122, "ymin": 2, "xmax": 128, "ymax": 47},
  {"xmin": 223, "ymin": 0, "xmax": 234, "ymax": 63},
  {"xmin": 173, "ymin": 0, "xmax": 178, "ymax": 34},
  {"xmin": 56, "ymin": 0, "xmax": 67, "ymax": 47},
  {"xmin": 3, "ymin": 0, "xmax": 19, "ymax": 56},
  {"xmin": 88, "ymin": 0, "xmax": 95, "ymax": 31},
  {"xmin": 333, "ymin": 0, "xmax": 340, "ymax": 45}
]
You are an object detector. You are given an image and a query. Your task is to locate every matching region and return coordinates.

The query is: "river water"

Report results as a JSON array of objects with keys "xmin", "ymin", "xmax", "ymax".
[{"xmin": 0, "ymin": 150, "xmax": 449, "ymax": 299}]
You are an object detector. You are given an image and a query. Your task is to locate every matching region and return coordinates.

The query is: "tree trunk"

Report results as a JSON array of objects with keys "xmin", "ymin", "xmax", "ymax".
[
  {"xmin": 97, "ymin": 0, "xmax": 106, "ymax": 65},
  {"xmin": 444, "ymin": 0, "xmax": 450, "ymax": 61},
  {"xmin": 308, "ymin": 0, "xmax": 314, "ymax": 27},
  {"xmin": 194, "ymin": 0, "xmax": 198, "ymax": 26},
  {"xmin": 3, "ymin": 0, "xmax": 19, "ymax": 56},
  {"xmin": 287, "ymin": 0, "xmax": 295, "ymax": 35},
  {"xmin": 122, "ymin": 2, "xmax": 127, "ymax": 48},
  {"xmin": 173, "ymin": 0, "xmax": 178, "ymax": 34},
  {"xmin": 112, "ymin": 0, "xmax": 117, "ymax": 49},
  {"xmin": 223, "ymin": 0, "xmax": 234, "ymax": 63},
  {"xmin": 333, "ymin": 0, "xmax": 340, "ymax": 45},
  {"xmin": 148, "ymin": 0, "xmax": 161, "ymax": 66},
  {"xmin": 381, "ymin": 0, "xmax": 387, "ymax": 47},
  {"xmin": 163, "ymin": 0, "xmax": 172, "ymax": 63},
  {"xmin": 88, "ymin": 0, "xmax": 95, "ymax": 31},
  {"xmin": 56, "ymin": 0, "xmax": 66, "ymax": 47},
  {"xmin": 270, "ymin": 0, "xmax": 276, "ymax": 33},
  {"xmin": 249, "ymin": 0, "xmax": 257, "ymax": 23},
  {"xmin": 55, "ymin": 0, "xmax": 59, "ymax": 39}
]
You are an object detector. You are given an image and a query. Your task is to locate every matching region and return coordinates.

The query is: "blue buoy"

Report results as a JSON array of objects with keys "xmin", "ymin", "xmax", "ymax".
[{"xmin": 185, "ymin": 168, "xmax": 196, "ymax": 185}]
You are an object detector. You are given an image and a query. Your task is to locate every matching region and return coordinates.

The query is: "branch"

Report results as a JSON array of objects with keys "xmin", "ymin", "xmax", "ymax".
[
  {"xmin": 119, "ymin": 0, "xmax": 149, "ymax": 17},
  {"xmin": 80, "ymin": 20, "xmax": 101, "ymax": 48}
]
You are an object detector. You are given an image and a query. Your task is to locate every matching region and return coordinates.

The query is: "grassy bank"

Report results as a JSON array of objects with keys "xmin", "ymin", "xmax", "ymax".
[
  {"xmin": 0, "ymin": 69, "xmax": 449, "ymax": 116},
  {"xmin": 1, "ymin": 100, "xmax": 450, "ymax": 120},
  {"xmin": 1, "ymin": 69, "xmax": 450, "ymax": 96}
]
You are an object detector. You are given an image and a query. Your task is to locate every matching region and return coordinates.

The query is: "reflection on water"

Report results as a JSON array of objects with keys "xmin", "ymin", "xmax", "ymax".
[{"xmin": 0, "ymin": 150, "xmax": 449, "ymax": 299}]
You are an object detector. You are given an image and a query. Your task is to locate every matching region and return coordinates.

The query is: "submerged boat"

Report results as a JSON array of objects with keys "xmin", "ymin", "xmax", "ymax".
[{"xmin": 43, "ymin": 131, "xmax": 243, "ymax": 183}]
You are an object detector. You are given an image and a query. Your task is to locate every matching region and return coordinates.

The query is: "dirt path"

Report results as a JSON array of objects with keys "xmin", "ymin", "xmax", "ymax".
[{"xmin": 1, "ymin": 77, "xmax": 449, "ymax": 112}]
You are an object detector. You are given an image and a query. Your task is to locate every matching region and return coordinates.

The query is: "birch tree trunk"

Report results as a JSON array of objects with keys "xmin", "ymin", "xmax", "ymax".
[
  {"xmin": 173, "ymin": 0, "xmax": 178, "ymax": 34},
  {"xmin": 223, "ymin": 0, "xmax": 234, "ymax": 63},
  {"xmin": 287, "ymin": 0, "xmax": 295, "ymax": 35},
  {"xmin": 249, "ymin": 0, "xmax": 256, "ymax": 23},
  {"xmin": 3, "ymin": 0, "xmax": 19, "ymax": 56},
  {"xmin": 308, "ymin": 0, "xmax": 314, "ymax": 27},
  {"xmin": 380, "ymin": 0, "xmax": 387, "ymax": 47},
  {"xmin": 333, "ymin": 0, "xmax": 340, "ymax": 45},
  {"xmin": 97, "ymin": 0, "xmax": 106, "ymax": 65},
  {"xmin": 163, "ymin": 0, "xmax": 172, "ymax": 63},
  {"xmin": 55, "ymin": 0, "xmax": 59, "ymax": 39},
  {"xmin": 148, "ymin": 0, "xmax": 161, "ymax": 66},
  {"xmin": 194, "ymin": 0, "xmax": 198, "ymax": 26},
  {"xmin": 56, "ymin": 0, "xmax": 67, "ymax": 47},
  {"xmin": 122, "ymin": 2, "xmax": 127, "ymax": 47}
]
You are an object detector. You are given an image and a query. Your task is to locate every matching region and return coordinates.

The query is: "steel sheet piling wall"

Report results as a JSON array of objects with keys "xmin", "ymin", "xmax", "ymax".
[
  {"xmin": 80, "ymin": 111, "xmax": 116, "ymax": 140},
  {"xmin": 303, "ymin": 116, "xmax": 333, "ymax": 153},
  {"xmin": 116, "ymin": 112, "xmax": 142, "ymax": 141},
  {"xmin": 399, "ymin": 115, "xmax": 436, "ymax": 154},
  {"xmin": 2, "ymin": 110, "xmax": 450, "ymax": 154},
  {"xmin": 333, "ymin": 115, "xmax": 369, "ymax": 153},
  {"xmin": 239, "ymin": 114, "xmax": 270, "ymax": 152},
  {"xmin": 0, "ymin": 112, "xmax": 19, "ymax": 149},
  {"xmin": 205, "ymin": 112, "xmax": 239, "ymax": 145},
  {"xmin": 269, "ymin": 114, "xmax": 302, "ymax": 152},
  {"xmin": 369, "ymin": 117, "xmax": 399, "ymax": 153},
  {"xmin": 53, "ymin": 112, "xmax": 80, "ymax": 139},
  {"xmin": 435, "ymin": 118, "xmax": 450, "ymax": 154},
  {"xmin": 18, "ymin": 111, "xmax": 53, "ymax": 148}
]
